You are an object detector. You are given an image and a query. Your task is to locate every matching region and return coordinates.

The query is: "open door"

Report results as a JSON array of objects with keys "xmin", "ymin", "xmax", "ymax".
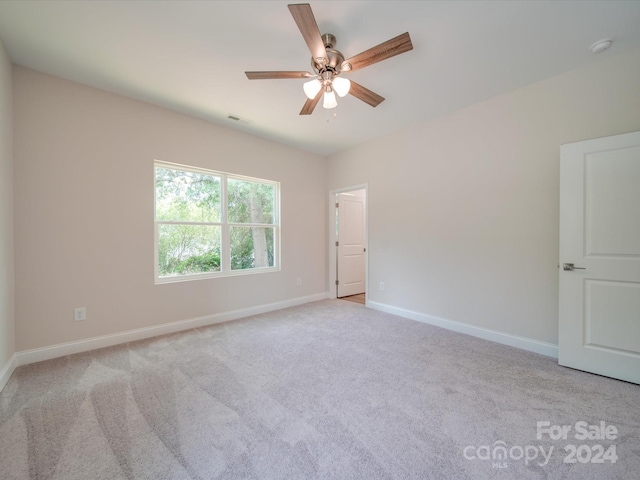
[
  {"xmin": 559, "ymin": 131, "xmax": 640, "ymax": 384},
  {"xmin": 337, "ymin": 191, "xmax": 366, "ymax": 298}
]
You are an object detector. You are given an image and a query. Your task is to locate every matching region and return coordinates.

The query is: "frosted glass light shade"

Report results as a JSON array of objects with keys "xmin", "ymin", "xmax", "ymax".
[
  {"xmin": 303, "ymin": 79, "xmax": 322, "ymax": 100},
  {"xmin": 323, "ymin": 90, "xmax": 337, "ymax": 109},
  {"xmin": 332, "ymin": 77, "xmax": 351, "ymax": 97}
]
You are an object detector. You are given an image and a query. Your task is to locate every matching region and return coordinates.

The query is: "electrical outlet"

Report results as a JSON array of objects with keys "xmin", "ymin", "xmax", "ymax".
[
  {"xmin": 74, "ymin": 307, "xmax": 86, "ymax": 322},
  {"xmin": 379, "ymin": 282, "xmax": 385, "ymax": 291},
  {"xmin": 296, "ymin": 278, "xmax": 302, "ymax": 286}
]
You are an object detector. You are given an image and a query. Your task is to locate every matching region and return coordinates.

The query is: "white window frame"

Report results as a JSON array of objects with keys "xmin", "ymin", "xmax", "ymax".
[{"xmin": 154, "ymin": 160, "xmax": 281, "ymax": 284}]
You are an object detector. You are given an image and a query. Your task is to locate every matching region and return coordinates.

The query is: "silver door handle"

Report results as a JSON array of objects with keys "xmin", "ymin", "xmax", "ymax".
[{"xmin": 563, "ymin": 263, "xmax": 586, "ymax": 271}]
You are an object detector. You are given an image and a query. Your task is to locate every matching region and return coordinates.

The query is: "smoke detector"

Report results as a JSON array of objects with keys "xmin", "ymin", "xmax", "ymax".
[{"xmin": 590, "ymin": 39, "xmax": 613, "ymax": 54}]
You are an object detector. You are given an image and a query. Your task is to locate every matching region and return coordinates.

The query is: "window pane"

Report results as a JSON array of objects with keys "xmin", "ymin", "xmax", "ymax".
[
  {"xmin": 158, "ymin": 224, "xmax": 221, "ymax": 277},
  {"xmin": 230, "ymin": 226, "xmax": 274, "ymax": 270},
  {"xmin": 227, "ymin": 178, "xmax": 274, "ymax": 224},
  {"xmin": 155, "ymin": 167, "xmax": 221, "ymax": 222}
]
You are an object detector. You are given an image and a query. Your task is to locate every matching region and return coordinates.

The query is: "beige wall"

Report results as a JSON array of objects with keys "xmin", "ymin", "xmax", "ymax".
[
  {"xmin": 10, "ymin": 45, "xmax": 640, "ymax": 355},
  {"xmin": 0, "ymin": 40, "xmax": 14, "ymax": 368},
  {"xmin": 328, "ymin": 47, "xmax": 640, "ymax": 345},
  {"xmin": 14, "ymin": 67, "xmax": 327, "ymax": 351}
]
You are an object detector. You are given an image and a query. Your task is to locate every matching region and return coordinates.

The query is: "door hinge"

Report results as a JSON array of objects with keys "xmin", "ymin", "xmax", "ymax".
[
  {"xmin": 335, "ymin": 202, "xmax": 339, "ymax": 208},
  {"xmin": 335, "ymin": 241, "xmax": 339, "ymax": 247},
  {"xmin": 335, "ymin": 280, "xmax": 339, "ymax": 286}
]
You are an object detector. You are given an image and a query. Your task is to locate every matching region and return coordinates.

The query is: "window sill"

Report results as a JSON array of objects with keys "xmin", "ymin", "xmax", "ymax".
[{"xmin": 154, "ymin": 266, "xmax": 281, "ymax": 285}]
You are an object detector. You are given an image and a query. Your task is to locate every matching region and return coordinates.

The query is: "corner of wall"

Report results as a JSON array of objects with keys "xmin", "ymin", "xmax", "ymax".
[{"xmin": 0, "ymin": 39, "xmax": 16, "ymax": 390}]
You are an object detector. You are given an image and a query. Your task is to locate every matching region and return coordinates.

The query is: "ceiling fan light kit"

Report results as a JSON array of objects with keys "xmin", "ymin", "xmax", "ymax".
[
  {"xmin": 323, "ymin": 88, "xmax": 338, "ymax": 109},
  {"xmin": 303, "ymin": 78, "xmax": 322, "ymax": 99},
  {"xmin": 332, "ymin": 77, "xmax": 351, "ymax": 97},
  {"xmin": 245, "ymin": 3, "xmax": 413, "ymax": 115}
]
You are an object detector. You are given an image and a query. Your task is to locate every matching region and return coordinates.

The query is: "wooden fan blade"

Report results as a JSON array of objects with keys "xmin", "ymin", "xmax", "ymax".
[
  {"xmin": 342, "ymin": 32, "xmax": 413, "ymax": 72},
  {"xmin": 349, "ymin": 81, "xmax": 385, "ymax": 107},
  {"xmin": 245, "ymin": 71, "xmax": 313, "ymax": 80},
  {"xmin": 288, "ymin": 4, "xmax": 327, "ymax": 64},
  {"xmin": 300, "ymin": 88, "xmax": 323, "ymax": 115}
]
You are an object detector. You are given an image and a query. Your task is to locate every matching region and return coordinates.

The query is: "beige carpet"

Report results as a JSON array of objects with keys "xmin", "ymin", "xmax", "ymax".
[{"xmin": 1, "ymin": 300, "xmax": 638, "ymax": 479}]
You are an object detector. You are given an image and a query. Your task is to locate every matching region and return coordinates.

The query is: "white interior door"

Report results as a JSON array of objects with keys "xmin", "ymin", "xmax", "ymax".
[
  {"xmin": 337, "ymin": 192, "xmax": 366, "ymax": 297},
  {"xmin": 559, "ymin": 131, "xmax": 640, "ymax": 384}
]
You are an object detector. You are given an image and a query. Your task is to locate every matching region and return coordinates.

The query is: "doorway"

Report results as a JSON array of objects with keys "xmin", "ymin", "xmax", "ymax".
[
  {"xmin": 559, "ymin": 131, "xmax": 640, "ymax": 384},
  {"xmin": 329, "ymin": 185, "xmax": 368, "ymax": 303}
]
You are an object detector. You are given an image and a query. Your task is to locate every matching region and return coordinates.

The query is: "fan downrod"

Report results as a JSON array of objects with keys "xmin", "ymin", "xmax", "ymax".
[{"xmin": 322, "ymin": 34, "xmax": 336, "ymax": 49}]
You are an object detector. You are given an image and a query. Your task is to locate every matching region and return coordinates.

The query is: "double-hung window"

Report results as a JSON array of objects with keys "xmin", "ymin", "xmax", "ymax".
[{"xmin": 154, "ymin": 161, "xmax": 279, "ymax": 283}]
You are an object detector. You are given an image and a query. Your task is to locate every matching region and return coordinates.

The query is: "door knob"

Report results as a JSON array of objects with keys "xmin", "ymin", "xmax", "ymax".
[{"xmin": 563, "ymin": 263, "xmax": 586, "ymax": 271}]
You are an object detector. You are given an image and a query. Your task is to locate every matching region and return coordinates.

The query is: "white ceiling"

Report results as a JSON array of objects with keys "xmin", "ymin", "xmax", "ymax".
[{"xmin": 1, "ymin": 1, "xmax": 640, "ymax": 156}]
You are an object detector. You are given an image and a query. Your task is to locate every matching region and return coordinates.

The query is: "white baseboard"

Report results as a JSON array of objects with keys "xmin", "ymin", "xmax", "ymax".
[
  {"xmin": 0, "ymin": 353, "xmax": 17, "ymax": 392},
  {"xmin": 15, "ymin": 292, "xmax": 329, "ymax": 368},
  {"xmin": 367, "ymin": 301, "xmax": 558, "ymax": 358}
]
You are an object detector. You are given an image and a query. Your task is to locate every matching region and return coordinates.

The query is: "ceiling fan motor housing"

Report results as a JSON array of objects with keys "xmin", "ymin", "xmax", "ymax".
[{"xmin": 312, "ymin": 33, "xmax": 345, "ymax": 78}]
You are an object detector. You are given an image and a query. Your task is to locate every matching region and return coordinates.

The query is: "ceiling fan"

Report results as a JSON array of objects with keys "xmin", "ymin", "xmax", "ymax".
[{"xmin": 245, "ymin": 3, "xmax": 413, "ymax": 115}]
